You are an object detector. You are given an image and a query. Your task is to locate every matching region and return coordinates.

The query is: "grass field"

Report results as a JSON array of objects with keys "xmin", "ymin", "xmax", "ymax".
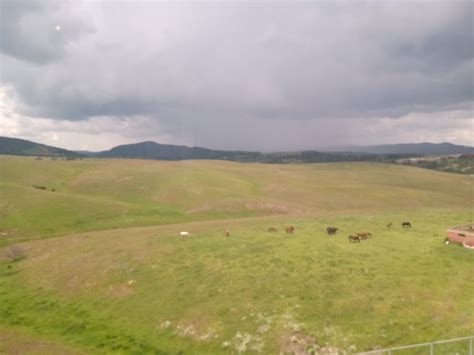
[
  {"xmin": 0, "ymin": 155, "xmax": 473, "ymax": 354},
  {"xmin": 1, "ymin": 156, "xmax": 472, "ymax": 246}
]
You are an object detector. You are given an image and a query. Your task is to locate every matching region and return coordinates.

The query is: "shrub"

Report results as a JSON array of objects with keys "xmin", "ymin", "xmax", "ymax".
[{"xmin": 33, "ymin": 185, "xmax": 47, "ymax": 190}]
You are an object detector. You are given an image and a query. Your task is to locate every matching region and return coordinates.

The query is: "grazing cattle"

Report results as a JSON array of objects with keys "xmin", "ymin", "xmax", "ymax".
[
  {"xmin": 179, "ymin": 231, "xmax": 190, "ymax": 238},
  {"xmin": 402, "ymin": 222, "xmax": 412, "ymax": 228},
  {"xmin": 348, "ymin": 234, "xmax": 360, "ymax": 243},
  {"xmin": 286, "ymin": 225, "xmax": 295, "ymax": 234},
  {"xmin": 356, "ymin": 232, "xmax": 372, "ymax": 239},
  {"xmin": 326, "ymin": 227, "xmax": 338, "ymax": 235},
  {"xmin": 386, "ymin": 222, "xmax": 392, "ymax": 228},
  {"xmin": 224, "ymin": 229, "xmax": 230, "ymax": 237},
  {"xmin": 268, "ymin": 227, "xmax": 278, "ymax": 232}
]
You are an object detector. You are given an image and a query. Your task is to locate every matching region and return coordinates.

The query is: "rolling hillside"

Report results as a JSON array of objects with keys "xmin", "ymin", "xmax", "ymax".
[
  {"xmin": 0, "ymin": 156, "xmax": 472, "ymax": 354},
  {"xmin": 0, "ymin": 155, "xmax": 472, "ymax": 245}
]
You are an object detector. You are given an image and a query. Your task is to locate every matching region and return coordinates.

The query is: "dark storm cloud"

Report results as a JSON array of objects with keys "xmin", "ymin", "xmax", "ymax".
[{"xmin": 0, "ymin": 1, "xmax": 472, "ymax": 150}]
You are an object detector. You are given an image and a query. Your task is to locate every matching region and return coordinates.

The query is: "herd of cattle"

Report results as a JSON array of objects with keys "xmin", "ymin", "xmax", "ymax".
[
  {"xmin": 179, "ymin": 222, "xmax": 412, "ymax": 241},
  {"xmin": 267, "ymin": 222, "xmax": 412, "ymax": 243}
]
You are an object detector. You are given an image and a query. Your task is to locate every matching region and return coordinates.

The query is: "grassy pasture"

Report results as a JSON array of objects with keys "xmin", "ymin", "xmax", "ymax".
[
  {"xmin": 0, "ymin": 155, "xmax": 472, "ymax": 246},
  {"xmin": 0, "ymin": 156, "xmax": 473, "ymax": 353}
]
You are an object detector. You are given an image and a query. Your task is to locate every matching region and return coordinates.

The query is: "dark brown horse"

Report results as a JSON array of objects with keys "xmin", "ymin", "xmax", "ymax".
[
  {"xmin": 286, "ymin": 225, "xmax": 295, "ymax": 234},
  {"xmin": 327, "ymin": 227, "xmax": 338, "ymax": 235},
  {"xmin": 348, "ymin": 234, "xmax": 360, "ymax": 243},
  {"xmin": 402, "ymin": 222, "xmax": 412, "ymax": 228},
  {"xmin": 356, "ymin": 232, "xmax": 372, "ymax": 239}
]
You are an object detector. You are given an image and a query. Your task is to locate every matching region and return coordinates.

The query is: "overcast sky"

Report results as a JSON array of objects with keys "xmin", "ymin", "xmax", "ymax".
[{"xmin": 0, "ymin": 0, "xmax": 472, "ymax": 151}]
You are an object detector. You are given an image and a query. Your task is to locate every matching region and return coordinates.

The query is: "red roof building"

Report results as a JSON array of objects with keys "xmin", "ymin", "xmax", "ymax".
[{"xmin": 446, "ymin": 224, "xmax": 474, "ymax": 249}]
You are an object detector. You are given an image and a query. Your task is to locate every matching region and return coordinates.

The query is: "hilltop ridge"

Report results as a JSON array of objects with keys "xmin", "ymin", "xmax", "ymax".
[{"xmin": 1, "ymin": 136, "xmax": 472, "ymax": 163}]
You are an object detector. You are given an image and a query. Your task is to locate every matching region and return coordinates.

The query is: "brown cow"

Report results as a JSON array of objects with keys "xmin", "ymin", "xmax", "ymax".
[
  {"xmin": 286, "ymin": 225, "xmax": 295, "ymax": 234},
  {"xmin": 348, "ymin": 234, "xmax": 360, "ymax": 243},
  {"xmin": 356, "ymin": 232, "xmax": 372, "ymax": 239}
]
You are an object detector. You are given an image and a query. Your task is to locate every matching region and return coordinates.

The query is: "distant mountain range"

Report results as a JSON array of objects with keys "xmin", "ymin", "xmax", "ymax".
[
  {"xmin": 0, "ymin": 137, "xmax": 472, "ymax": 162},
  {"xmin": 329, "ymin": 142, "xmax": 474, "ymax": 155}
]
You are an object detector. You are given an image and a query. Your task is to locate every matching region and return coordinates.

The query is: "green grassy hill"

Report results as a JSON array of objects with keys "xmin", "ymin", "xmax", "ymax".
[
  {"xmin": 0, "ymin": 155, "xmax": 472, "ymax": 353},
  {"xmin": 1, "ymin": 155, "xmax": 472, "ymax": 245}
]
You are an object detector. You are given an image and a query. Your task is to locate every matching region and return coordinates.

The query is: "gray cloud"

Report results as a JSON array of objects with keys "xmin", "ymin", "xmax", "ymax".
[
  {"xmin": 0, "ymin": 1, "xmax": 472, "ymax": 150},
  {"xmin": 0, "ymin": 0, "xmax": 94, "ymax": 64}
]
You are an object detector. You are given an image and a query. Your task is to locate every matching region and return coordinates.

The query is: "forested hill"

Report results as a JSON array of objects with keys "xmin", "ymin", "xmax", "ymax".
[
  {"xmin": 0, "ymin": 137, "xmax": 81, "ymax": 157},
  {"xmin": 94, "ymin": 141, "xmax": 256, "ymax": 160}
]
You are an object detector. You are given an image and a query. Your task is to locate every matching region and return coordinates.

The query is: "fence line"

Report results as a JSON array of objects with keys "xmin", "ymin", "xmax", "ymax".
[{"xmin": 356, "ymin": 335, "xmax": 473, "ymax": 354}]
